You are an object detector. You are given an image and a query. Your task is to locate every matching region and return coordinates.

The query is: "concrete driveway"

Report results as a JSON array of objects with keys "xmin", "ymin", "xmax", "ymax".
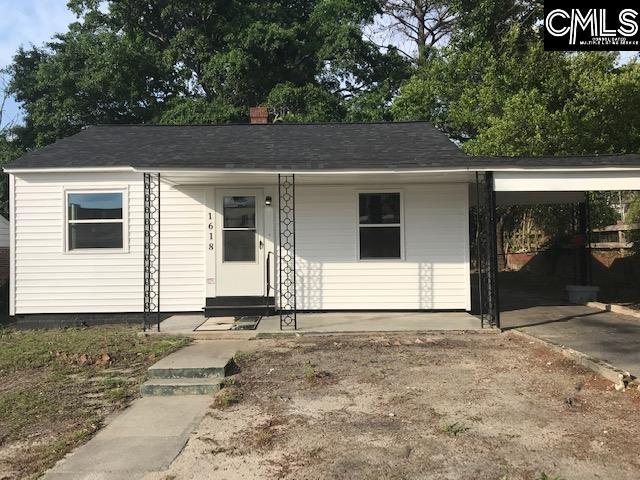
[{"xmin": 501, "ymin": 297, "xmax": 640, "ymax": 377}]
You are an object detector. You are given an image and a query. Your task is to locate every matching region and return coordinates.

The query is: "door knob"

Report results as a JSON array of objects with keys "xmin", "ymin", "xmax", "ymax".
[{"xmin": 259, "ymin": 240, "xmax": 264, "ymax": 249}]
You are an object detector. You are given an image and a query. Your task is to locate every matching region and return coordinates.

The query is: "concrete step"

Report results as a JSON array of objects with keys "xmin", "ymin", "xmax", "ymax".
[
  {"xmin": 203, "ymin": 305, "xmax": 274, "ymax": 318},
  {"xmin": 140, "ymin": 377, "xmax": 222, "ymax": 396},
  {"xmin": 147, "ymin": 341, "xmax": 241, "ymax": 379},
  {"xmin": 148, "ymin": 366, "xmax": 226, "ymax": 379},
  {"xmin": 206, "ymin": 296, "xmax": 275, "ymax": 307}
]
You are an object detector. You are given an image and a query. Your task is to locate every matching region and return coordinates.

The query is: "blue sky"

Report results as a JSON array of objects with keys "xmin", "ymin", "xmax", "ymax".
[
  {"xmin": 0, "ymin": 1, "xmax": 638, "ymax": 128},
  {"xmin": 0, "ymin": 0, "xmax": 76, "ymax": 126}
]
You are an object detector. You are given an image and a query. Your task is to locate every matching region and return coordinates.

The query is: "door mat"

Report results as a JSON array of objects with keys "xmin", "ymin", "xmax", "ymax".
[{"xmin": 195, "ymin": 316, "xmax": 262, "ymax": 331}]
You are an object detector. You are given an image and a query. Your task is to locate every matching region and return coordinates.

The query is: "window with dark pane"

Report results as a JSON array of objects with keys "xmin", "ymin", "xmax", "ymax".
[
  {"xmin": 358, "ymin": 193, "xmax": 401, "ymax": 259},
  {"xmin": 223, "ymin": 196, "xmax": 255, "ymax": 228},
  {"xmin": 67, "ymin": 192, "xmax": 124, "ymax": 250},
  {"xmin": 359, "ymin": 193, "xmax": 400, "ymax": 224},
  {"xmin": 222, "ymin": 195, "xmax": 257, "ymax": 262},
  {"xmin": 69, "ymin": 223, "xmax": 123, "ymax": 249},
  {"xmin": 68, "ymin": 193, "xmax": 123, "ymax": 220},
  {"xmin": 224, "ymin": 230, "xmax": 256, "ymax": 262}
]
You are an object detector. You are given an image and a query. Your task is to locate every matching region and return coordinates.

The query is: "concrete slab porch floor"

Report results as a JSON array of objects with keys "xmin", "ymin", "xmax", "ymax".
[
  {"xmin": 256, "ymin": 311, "xmax": 482, "ymax": 333},
  {"xmin": 152, "ymin": 311, "xmax": 485, "ymax": 337}
]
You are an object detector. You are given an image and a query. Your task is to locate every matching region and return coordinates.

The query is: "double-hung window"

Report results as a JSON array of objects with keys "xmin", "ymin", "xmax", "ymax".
[
  {"xmin": 358, "ymin": 192, "xmax": 402, "ymax": 259},
  {"xmin": 67, "ymin": 191, "xmax": 125, "ymax": 251}
]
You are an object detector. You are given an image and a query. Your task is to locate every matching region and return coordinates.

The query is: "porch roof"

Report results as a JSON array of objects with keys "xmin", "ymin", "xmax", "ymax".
[{"xmin": 6, "ymin": 122, "xmax": 640, "ymax": 172}]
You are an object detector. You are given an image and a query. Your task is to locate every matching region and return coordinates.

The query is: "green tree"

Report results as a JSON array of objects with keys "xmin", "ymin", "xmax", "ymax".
[
  {"xmin": 10, "ymin": 0, "xmax": 410, "ymax": 148},
  {"xmin": 0, "ymin": 72, "xmax": 23, "ymax": 217}
]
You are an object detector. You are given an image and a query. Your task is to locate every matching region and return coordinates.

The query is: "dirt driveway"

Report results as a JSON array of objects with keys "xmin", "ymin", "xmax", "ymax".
[{"xmin": 148, "ymin": 333, "xmax": 640, "ymax": 480}]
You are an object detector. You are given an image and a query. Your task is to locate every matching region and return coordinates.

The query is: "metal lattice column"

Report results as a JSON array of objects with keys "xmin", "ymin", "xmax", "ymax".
[
  {"xmin": 278, "ymin": 174, "xmax": 296, "ymax": 329},
  {"xmin": 143, "ymin": 173, "xmax": 161, "ymax": 331},
  {"xmin": 475, "ymin": 172, "xmax": 500, "ymax": 329}
]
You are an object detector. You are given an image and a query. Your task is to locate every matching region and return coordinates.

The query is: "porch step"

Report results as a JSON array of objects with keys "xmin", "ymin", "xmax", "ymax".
[
  {"xmin": 204, "ymin": 296, "xmax": 275, "ymax": 318},
  {"xmin": 206, "ymin": 296, "xmax": 275, "ymax": 307},
  {"xmin": 203, "ymin": 305, "xmax": 275, "ymax": 318},
  {"xmin": 140, "ymin": 377, "xmax": 222, "ymax": 396}
]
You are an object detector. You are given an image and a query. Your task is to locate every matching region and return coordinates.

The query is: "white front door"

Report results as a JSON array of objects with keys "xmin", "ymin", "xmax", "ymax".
[{"xmin": 215, "ymin": 189, "xmax": 264, "ymax": 296}]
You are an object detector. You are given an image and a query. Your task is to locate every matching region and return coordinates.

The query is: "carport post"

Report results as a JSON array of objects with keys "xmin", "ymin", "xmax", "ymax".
[
  {"xmin": 577, "ymin": 198, "xmax": 593, "ymax": 286},
  {"xmin": 484, "ymin": 172, "xmax": 501, "ymax": 329}
]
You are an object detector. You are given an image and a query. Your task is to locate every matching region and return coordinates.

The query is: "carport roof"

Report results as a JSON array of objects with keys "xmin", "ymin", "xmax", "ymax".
[{"xmin": 5, "ymin": 122, "xmax": 640, "ymax": 171}]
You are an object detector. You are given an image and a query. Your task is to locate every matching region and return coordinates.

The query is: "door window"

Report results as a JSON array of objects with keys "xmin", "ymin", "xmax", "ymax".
[{"xmin": 223, "ymin": 196, "xmax": 256, "ymax": 261}]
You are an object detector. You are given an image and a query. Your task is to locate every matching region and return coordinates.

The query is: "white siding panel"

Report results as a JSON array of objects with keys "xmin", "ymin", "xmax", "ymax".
[
  {"xmin": 13, "ymin": 172, "xmax": 205, "ymax": 314},
  {"xmin": 295, "ymin": 184, "xmax": 470, "ymax": 310},
  {"xmin": 14, "ymin": 172, "xmax": 143, "ymax": 314},
  {"xmin": 160, "ymin": 184, "xmax": 205, "ymax": 311}
]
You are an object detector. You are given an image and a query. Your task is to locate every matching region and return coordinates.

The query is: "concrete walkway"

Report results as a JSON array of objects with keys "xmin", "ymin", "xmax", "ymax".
[
  {"xmin": 44, "ymin": 396, "xmax": 210, "ymax": 480},
  {"xmin": 44, "ymin": 340, "xmax": 251, "ymax": 479},
  {"xmin": 502, "ymin": 304, "xmax": 640, "ymax": 377}
]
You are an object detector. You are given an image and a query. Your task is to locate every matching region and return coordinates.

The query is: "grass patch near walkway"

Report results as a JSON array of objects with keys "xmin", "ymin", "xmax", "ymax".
[{"xmin": 0, "ymin": 326, "xmax": 189, "ymax": 480}]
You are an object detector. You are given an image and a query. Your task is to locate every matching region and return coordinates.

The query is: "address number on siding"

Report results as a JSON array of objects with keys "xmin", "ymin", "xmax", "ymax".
[{"xmin": 208, "ymin": 213, "xmax": 214, "ymax": 250}]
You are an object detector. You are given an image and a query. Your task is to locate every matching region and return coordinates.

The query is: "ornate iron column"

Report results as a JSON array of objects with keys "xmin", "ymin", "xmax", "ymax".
[
  {"xmin": 475, "ymin": 172, "xmax": 500, "ymax": 329},
  {"xmin": 144, "ymin": 173, "xmax": 161, "ymax": 331},
  {"xmin": 278, "ymin": 174, "xmax": 296, "ymax": 329}
]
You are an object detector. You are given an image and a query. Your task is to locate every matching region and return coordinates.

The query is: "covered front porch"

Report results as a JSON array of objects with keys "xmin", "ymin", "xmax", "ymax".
[{"xmin": 142, "ymin": 169, "xmax": 490, "ymax": 332}]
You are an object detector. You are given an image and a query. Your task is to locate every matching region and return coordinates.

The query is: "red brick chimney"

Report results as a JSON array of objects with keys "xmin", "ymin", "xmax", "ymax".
[{"xmin": 249, "ymin": 106, "xmax": 269, "ymax": 124}]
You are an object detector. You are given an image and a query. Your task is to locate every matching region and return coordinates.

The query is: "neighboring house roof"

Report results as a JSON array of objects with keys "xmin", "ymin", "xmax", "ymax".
[{"xmin": 5, "ymin": 122, "xmax": 640, "ymax": 171}]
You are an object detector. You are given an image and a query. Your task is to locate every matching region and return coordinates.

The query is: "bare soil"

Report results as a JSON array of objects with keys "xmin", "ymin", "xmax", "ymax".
[{"xmin": 148, "ymin": 333, "xmax": 640, "ymax": 480}]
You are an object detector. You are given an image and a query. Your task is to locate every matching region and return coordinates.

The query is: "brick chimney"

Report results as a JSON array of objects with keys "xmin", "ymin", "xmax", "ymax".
[{"xmin": 249, "ymin": 106, "xmax": 269, "ymax": 124}]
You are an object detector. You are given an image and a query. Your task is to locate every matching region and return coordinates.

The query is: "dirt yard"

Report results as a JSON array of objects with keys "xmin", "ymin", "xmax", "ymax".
[{"xmin": 148, "ymin": 332, "xmax": 640, "ymax": 480}]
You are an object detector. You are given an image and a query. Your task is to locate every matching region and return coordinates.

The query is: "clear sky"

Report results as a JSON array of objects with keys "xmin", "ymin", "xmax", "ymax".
[
  {"xmin": 0, "ymin": 0, "xmax": 76, "ymax": 127},
  {"xmin": 0, "ymin": 1, "xmax": 638, "ymax": 128}
]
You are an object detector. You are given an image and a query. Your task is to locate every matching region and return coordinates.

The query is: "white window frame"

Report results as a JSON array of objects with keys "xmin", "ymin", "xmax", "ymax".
[
  {"xmin": 63, "ymin": 187, "xmax": 129, "ymax": 254},
  {"xmin": 356, "ymin": 190, "xmax": 404, "ymax": 261}
]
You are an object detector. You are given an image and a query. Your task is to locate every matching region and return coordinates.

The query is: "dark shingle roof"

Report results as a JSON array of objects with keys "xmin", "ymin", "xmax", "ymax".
[{"xmin": 6, "ymin": 122, "xmax": 640, "ymax": 171}]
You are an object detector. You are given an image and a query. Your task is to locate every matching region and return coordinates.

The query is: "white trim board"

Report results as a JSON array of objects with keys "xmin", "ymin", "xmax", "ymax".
[{"xmin": 494, "ymin": 171, "xmax": 640, "ymax": 192}]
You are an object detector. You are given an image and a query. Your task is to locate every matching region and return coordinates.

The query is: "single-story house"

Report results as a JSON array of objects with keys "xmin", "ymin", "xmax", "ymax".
[{"xmin": 5, "ymin": 116, "xmax": 640, "ymax": 329}]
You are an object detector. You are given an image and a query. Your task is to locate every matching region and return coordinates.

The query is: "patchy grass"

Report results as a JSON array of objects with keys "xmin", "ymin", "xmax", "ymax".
[
  {"xmin": 233, "ymin": 351, "xmax": 253, "ymax": 364},
  {"xmin": 213, "ymin": 385, "xmax": 242, "ymax": 409},
  {"xmin": 441, "ymin": 421, "xmax": 469, "ymax": 436},
  {"xmin": 0, "ymin": 325, "xmax": 189, "ymax": 480}
]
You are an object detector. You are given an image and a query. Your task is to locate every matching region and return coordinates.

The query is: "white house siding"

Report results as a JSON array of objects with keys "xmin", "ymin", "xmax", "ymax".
[
  {"xmin": 294, "ymin": 184, "xmax": 470, "ymax": 310},
  {"xmin": 159, "ymin": 184, "xmax": 205, "ymax": 311},
  {"xmin": 12, "ymin": 172, "xmax": 204, "ymax": 314}
]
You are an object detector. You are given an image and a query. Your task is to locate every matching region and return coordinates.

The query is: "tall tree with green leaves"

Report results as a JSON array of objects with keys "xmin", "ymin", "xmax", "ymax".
[
  {"xmin": 392, "ymin": 3, "xmax": 640, "ymax": 260},
  {"xmin": 9, "ymin": 0, "xmax": 411, "ymax": 148}
]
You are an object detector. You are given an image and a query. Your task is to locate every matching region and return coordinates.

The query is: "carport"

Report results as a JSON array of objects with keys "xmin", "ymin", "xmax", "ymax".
[{"xmin": 478, "ymin": 164, "xmax": 640, "ymax": 377}]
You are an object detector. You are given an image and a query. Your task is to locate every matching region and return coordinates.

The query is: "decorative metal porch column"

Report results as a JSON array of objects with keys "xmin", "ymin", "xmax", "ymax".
[
  {"xmin": 475, "ymin": 172, "xmax": 500, "ymax": 329},
  {"xmin": 143, "ymin": 173, "xmax": 161, "ymax": 332},
  {"xmin": 278, "ymin": 174, "xmax": 297, "ymax": 329}
]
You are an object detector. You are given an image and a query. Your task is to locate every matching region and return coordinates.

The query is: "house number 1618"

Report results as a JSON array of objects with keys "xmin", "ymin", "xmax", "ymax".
[{"xmin": 208, "ymin": 213, "xmax": 214, "ymax": 250}]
